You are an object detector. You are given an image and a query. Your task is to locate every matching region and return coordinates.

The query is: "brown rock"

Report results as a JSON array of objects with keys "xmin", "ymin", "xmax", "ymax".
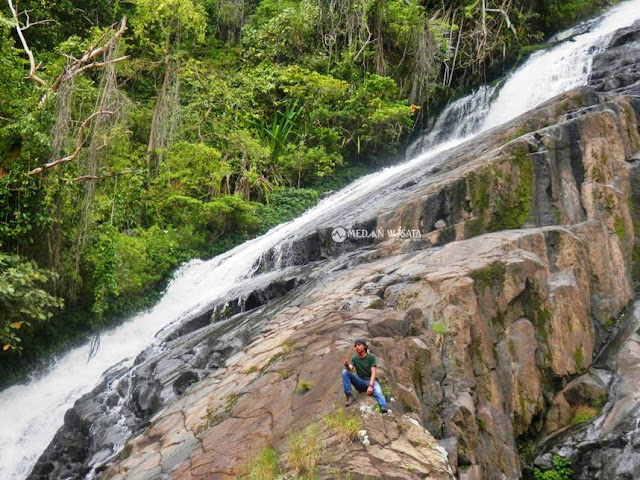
[{"xmin": 101, "ymin": 89, "xmax": 640, "ymax": 480}]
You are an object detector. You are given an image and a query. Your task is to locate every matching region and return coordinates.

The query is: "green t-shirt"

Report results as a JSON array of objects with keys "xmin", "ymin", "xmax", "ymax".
[{"xmin": 350, "ymin": 353, "xmax": 377, "ymax": 379}]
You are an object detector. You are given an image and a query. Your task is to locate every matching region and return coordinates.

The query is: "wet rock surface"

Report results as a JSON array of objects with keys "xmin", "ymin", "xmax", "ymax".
[
  {"xmin": 591, "ymin": 20, "xmax": 640, "ymax": 97},
  {"xmin": 524, "ymin": 20, "xmax": 640, "ymax": 480},
  {"xmin": 28, "ymin": 268, "xmax": 309, "ymax": 480}
]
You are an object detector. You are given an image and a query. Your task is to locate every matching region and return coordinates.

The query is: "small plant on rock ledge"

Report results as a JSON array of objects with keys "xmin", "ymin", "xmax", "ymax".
[
  {"xmin": 381, "ymin": 383, "xmax": 392, "ymax": 400},
  {"xmin": 288, "ymin": 424, "xmax": 323, "ymax": 479},
  {"xmin": 571, "ymin": 404, "xmax": 599, "ymax": 425},
  {"xmin": 225, "ymin": 393, "xmax": 238, "ymax": 412},
  {"xmin": 324, "ymin": 407, "xmax": 362, "ymax": 441},
  {"xmin": 533, "ymin": 454, "xmax": 572, "ymax": 480},
  {"xmin": 195, "ymin": 406, "xmax": 223, "ymax": 434},
  {"xmin": 281, "ymin": 339, "xmax": 296, "ymax": 354},
  {"xmin": 240, "ymin": 446, "xmax": 279, "ymax": 480},
  {"xmin": 297, "ymin": 380, "xmax": 313, "ymax": 393},
  {"xmin": 432, "ymin": 321, "xmax": 447, "ymax": 336}
]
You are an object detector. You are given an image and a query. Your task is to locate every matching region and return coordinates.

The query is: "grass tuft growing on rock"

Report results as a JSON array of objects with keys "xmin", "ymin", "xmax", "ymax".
[
  {"xmin": 571, "ymin": 405, "xmax": 599, "ymax": 425},
  {"xmin": 431, "ymin": 321, "xmax": 447, "ymax": 335},
  {"xmin": 288, "ymin": 424, "xmax": 323, "ymax": 479},
  {"xmin": 260, "ymin": 354, "xmax": 284, "ymax": 374},
  {"xmin": 324, "ymin": 408, "xmax": 362, "ymax": 441},
  {"xmin": 241, "ymin": 447, "xmax": 279, "ymax": 480},
  {"xmin": 225, "ymin": 393, "xmax": 238, "ymax": 412},
  {"xmin": 281, "ymin": 339, "xmax": 296, "ymax": 354},
  {"xmin": 195, "ymin": 406, "xmax": 224, "ymax": 434},
  {"xmin": 297, "ymin": 380, "xmax": 313, "ymax": 393},
  {"xmin": 614, "ymin": 215, "xmax": 627, "ymax": 242}
]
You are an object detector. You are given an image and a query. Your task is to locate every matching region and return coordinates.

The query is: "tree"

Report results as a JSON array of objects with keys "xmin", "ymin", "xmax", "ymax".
[{"xmin": 131, "ymin": 0, "xmax": 208, "ymax": 174}]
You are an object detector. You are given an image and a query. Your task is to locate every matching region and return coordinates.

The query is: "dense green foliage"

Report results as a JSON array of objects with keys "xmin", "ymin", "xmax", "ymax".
[
  {"xmin": 0, "ymin": 0, "xmax": 615, "ymax": 384},
  {"xmin": 0, "ymin": 254, "xmax": 64, "ymax": 351}
]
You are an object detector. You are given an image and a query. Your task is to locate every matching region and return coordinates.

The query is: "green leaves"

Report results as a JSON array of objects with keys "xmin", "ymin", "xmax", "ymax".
[
  {"xmin": 0, "ymin": 254, "xmax": 63, "ymax": 352},
  {"xmin": 132, "ymin": 0, "xmax": 208, "ymax": 51},
  {"xmin": 85, "ymin": 225, "xmax": 184, "ymax": 321},
  {"xmin": 255, "ymin": 188, "xmax": 318, "ymax": 233},
  {"xmin": 157, "ymin": 141, "xmax": 230, "ymax": 199},
  {"xmin": 241, "ymin": 1, "xmax": 318, "ymax": 64},
  {"xmin": 261, "ymin": 100, "xmax": 302, "ymax": 164},
  {"xmin": 339, "ymin": 74, "xmax": 413, "ymax": 157},
  {"xmin": 533, "ymin": 455, "xmax": 572, "ymax": 480}
]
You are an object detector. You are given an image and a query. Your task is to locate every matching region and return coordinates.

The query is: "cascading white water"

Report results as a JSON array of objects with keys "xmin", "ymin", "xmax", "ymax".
[
  {"xmin": 409, "ymin": 84, "xmax": 499, "ymax": 153},
  {"xmin": 415, "ymin": 0, "xmax": 640, "ymax": 148},
  {"xmin": 481, "ymin": 0, "xmax": 640, "ymax": 131},
  {"xmin": 1, "ymin": 1, "xmax": 640, "ymax": 478}
]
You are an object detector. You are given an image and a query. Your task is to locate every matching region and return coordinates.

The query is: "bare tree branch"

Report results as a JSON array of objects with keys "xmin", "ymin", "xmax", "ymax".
[
  {"xmin": 46, "ymin": 17, "xmax": 129, "ymax": 101},
  {"xmin": 19, "ymin": 10, "xmax": 55, "ymax": 30},
  {"xmin": 66, "ymin": 169, "xmax": 137, "ymax": 183},
  {"xmin": 20, "ymin": 18, "xmax": 55, "ymax": 30},
  {"xmin": 28, "ymin": 110, "xmax": 114, "ymax": 176},
  {"xmin": 8, "ymin": 0, "xmax": 129, "ymax": 105},
  {"xmin": 353, "ymin": 24, "xmax": 372, "ymax": 62},
  {"xmin": 8, "ymin": 0, "xmax": 47, "ymax": 86},
  {"xmin": 69, "ymin": 56, "xmax": 129, "ymax": 78},
  {"xmin": 485, "ymin": 8, "xmax": 518, "ymax": 37}
]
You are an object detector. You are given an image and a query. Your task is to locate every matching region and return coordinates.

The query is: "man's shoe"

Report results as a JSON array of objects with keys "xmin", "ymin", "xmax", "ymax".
[
  {"xmin": 345, "ymin": 393, "xmax": 354, "ymax": 406},
  {"xmin": 380, "ymin": 406, "xmax": 388, "ymax": 413}
]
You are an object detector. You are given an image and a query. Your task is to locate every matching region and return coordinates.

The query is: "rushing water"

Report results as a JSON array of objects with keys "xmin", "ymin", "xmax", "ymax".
[{"xmin": 2, "ymin": 1, "xmax": 640, "ymax": 478}]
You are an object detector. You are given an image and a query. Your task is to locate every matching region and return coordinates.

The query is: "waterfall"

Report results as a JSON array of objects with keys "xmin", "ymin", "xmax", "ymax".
[
  {"xmin": 2, "ymin": 1, "xmax": 640, "ymax": 478},
  {"xmin": 411, "ymin": 0, "xmax": 640, "ymax": 153},
  {"xmin": 481, "ymin": 0, "xmax": 640, "ymax": 131},
  {"xmin": 406, "ymin": 84, "xmax": 499, "ymax": 157}
]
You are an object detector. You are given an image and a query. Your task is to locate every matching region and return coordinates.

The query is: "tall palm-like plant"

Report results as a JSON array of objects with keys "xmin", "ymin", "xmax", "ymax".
[{"xmin": 262, "ymin": 99, "xmax": 303, "ymax": 166}]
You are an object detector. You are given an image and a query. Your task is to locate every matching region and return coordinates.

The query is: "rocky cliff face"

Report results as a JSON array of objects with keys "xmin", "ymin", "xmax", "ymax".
[
  {"xmin": 30, "ymin": 21, "xmax": 640, "ymax": 480},
  {"xmin": 528, "ymin": 19, "xmax": 640, "ymax": 480}
]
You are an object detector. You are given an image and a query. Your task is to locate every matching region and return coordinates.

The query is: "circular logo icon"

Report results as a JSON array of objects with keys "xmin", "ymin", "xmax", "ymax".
[{"xmin": 331, "ymin": 227, "xmax": 347, "ymax": 243}]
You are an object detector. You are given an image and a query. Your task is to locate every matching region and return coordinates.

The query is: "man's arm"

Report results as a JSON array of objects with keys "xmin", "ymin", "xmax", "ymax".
[
  {"xmin": 343, "ymin": 356, "xmax": 355, "ymax": 371},
  {"xmin": 367, "ymin": 366, "xmax": 377, "ymax": 395}
]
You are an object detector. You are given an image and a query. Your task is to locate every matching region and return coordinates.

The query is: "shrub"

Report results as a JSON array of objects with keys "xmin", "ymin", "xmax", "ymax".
[
  {"xmin": 533, "ymin": 455, "xmax": 572, "ymax": 480},
  {"xmin": 255, "ymin": 188, "xmax": 318, "ymax": 234},
  {"xmin": 432, "ymin": 322, "xmax": 447, "ymax": 335},
  {"xmin": 297, "ymin": 380, "xmax": 312, "ymax": 393},
  {"xmin": 0, "ymin": 254, "xmax": 63, "ymax": 351}
]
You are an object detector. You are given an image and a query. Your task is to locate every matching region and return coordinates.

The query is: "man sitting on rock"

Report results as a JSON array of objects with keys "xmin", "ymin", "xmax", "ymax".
[{"xmin": 342, "ymin": 338, "xmax": 388, "ymax": 413}]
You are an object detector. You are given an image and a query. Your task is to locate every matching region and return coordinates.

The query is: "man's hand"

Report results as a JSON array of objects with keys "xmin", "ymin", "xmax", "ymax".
[
  {"xmin": 343, "ymin": 356, "xmax": 350, "ymax": 368},
  {"xmin": 366, "ymin": 385, "xmax": 373, "ymax": 396}
]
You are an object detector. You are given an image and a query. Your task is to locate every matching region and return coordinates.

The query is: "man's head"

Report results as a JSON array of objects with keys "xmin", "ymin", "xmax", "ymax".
[{"xmin": 354, "ymin": 338, "xmax": 368, "ymax": 353}]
